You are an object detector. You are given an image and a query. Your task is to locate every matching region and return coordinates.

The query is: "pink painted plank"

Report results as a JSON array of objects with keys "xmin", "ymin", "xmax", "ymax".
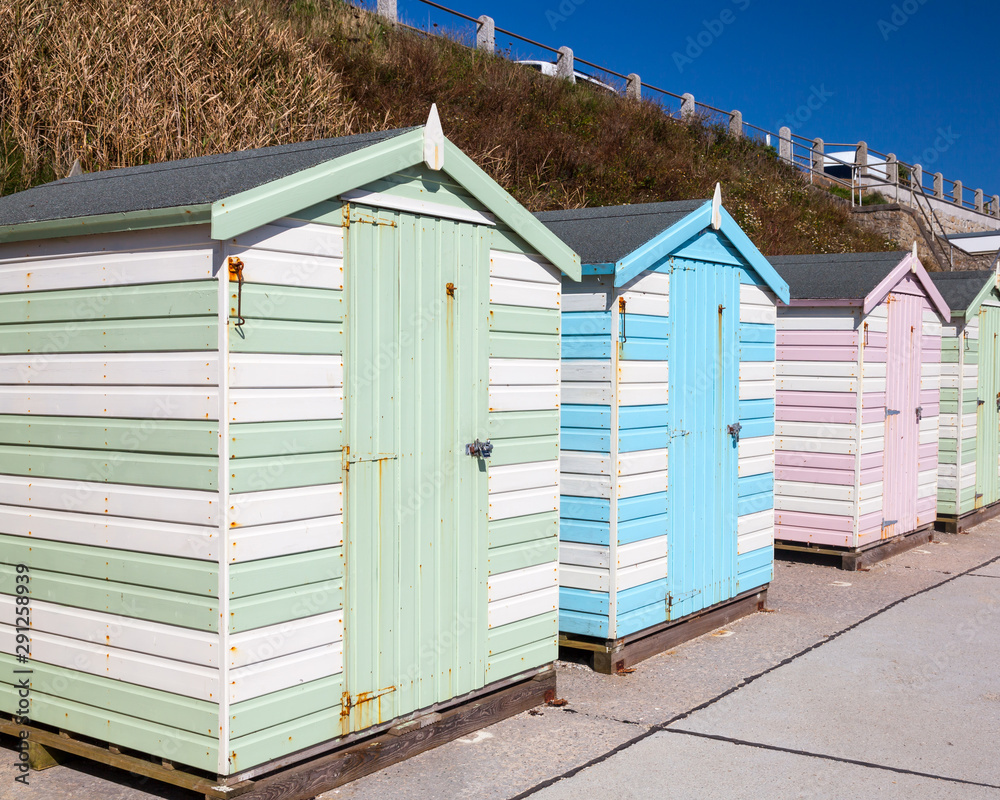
[
  {"xmin": 918, "ymin": 456, "xmax": 938, "ymax": 472},
  {"xmin": 861, "ymin": 452, "xmax": 884, "ymax": 470},
  {"xmin": 788, "ymin": 299, "xmax": 862, "ymax": 307},
  {"xmin": 776, "ymin": 451, "xmax": 856, "ymax": 470},
  {"xmin": 859, "ymin": 511, "xmax": 882, "ymax": 530},
  {"xmin": 863, "ymin": 348, "xmax": 887, "ymax": 362},
  {"xmin": 778, "ymin": 331, "xmax": 858, "ymax": 347},
  {"xmin": 916, "ymin": 496, "xmax": 936, "ymax": 512},
  {"xmin": 922, "ymin": 348, "xmax": 941, "ymax": 363},
  {"xmin": 777, "ymin": 391, "xmax": 857, "ymax": 409},
  {"xmin": 890, "ymin": 272, "xmax": 925, "ymax": 296},
  {"xmin": 864, "ymin": 331, "xmax": 888, "ymax": 348},
  {"xmin": 856, "ymin": 528, "xmax": 884, "ymax": 547},
  {"xmin": 778, "ymin": 346, "xmax": 859, "ymax": 362},
  {"xmin": 777, "ymin": 406, "xmax": 858, "ymax": 425},
  {"xmin": 775, "ymin": 510, "xmax": 854, "ymax": 532},
  {"xmin": 919, "ymin": 402, "xmax": 940, "ymax": 418},
  {"xmin": 776, "ymin": 465, "xmax": 856, "ymax": 485},
  {"xmin": 919, "ymin": 390, "xmax": 938, "ymax": 405},
  {"xmin": 863, "ymin": 393, "xmax": 886, "ymax": 408},
  {"xmin": 860, "ymin": 467, "xmax": 884, "ymax": 485},
  {"xmin": 918, "ymin": 442, "xmax": 937, "ymax": 459},
  {"xmin": 862, "ymin": 406, "xmax": 884, "ymax": 423},
  {"xmin": 776, "ymin": 525, "xmax": 851, "ymax": 548}
]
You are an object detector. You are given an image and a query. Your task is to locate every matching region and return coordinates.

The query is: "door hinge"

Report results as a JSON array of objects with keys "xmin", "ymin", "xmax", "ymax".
[
  {"xmin": 886, "ymin": 409, "xmax": 901, "ymax": 417},
  {"xmin": 667, "ymin": 588, "xmax": 701, "ymax": 609},
  {"xmin": 882, "ymin": 519, "xmax": 898, "ymax": 529},
  {"xmin": 670, "ymin": 430, "xmax": 690, "ymax": 439}
]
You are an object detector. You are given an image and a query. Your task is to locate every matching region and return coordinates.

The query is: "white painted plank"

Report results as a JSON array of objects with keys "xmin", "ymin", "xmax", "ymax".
[
  {"xmin": 740, "ymin": 380, "xmax": 776, "ymax": 401},
  {"xmin": 776, "ymin": 376, "xmax": 858, "ymax": 393},
  {"xmin": 618, "ymin": 361, "xmax": 667, "ymax": 383},
  {"xmin": 618, "ymin": 535, "xmax": 667, "ymax": 568},
  {"xmin": 487, "ymin": 563, "xmax": 558, "ymax": 603},
  {"xmin": 489, "ymin": 251, "xmax": 561, "ymax": 285},
  {"xmin": 616, "ymin": 558, "xmax": 667, "ymax": 592},
  {"xmin": 860, "ymin": 482, "xmax": 884, "ymax": 501},
  {"xmin": 558, "ymin": 563, "xmax": 609, "ymax": 592},
  {"xmin": 230, "ymin": 221, "xmax": 344, "ymax": 259},
  {"xmin": 560, "ymin": 451, "xmax": 612, "ymax": 475},
  {"xmin": 229, "ymin": 642, "xmax": 343, "ymax": 703},
  {"xmin": 561, "ymin": 382, "xmax": 612, "ymax": 405},
  {"xmin": 619, "ymin": 383, "xmax": 668, "ymax": 406},
  {"xmin": 0, "ymin": 226, "xmax": 213, "ymax": 266},
  {"xmin": 738, "ymin": 436, "xmax": 773, "ymax": 460},
  {"xmin": 618, "ymin": 291, "xmax": 668, "ymax": 317},
  {"xmin": 488, "ymin": 461, "xmax": 558, "ymax": 494},
  {"xmin": 487, "ymin": 585, "xmax": 558, "ymax": 629},
  {"xmin": 489, "ymin": 358, "xmax": 559, "ymax": 386},
  {"xmin": 618, "ymin": 471, "xmax": 667, "ymax": 498},
  {"xmin": 560, "ymin": 360, "xmax": 611, "ymax": 382},
  {"xmin": 229, "ymin": 484, "xmax": 342, "ymax": 528},
  {"xmin": 740, "ymin": 304, "xmax": 776, "ymax": 325},
  {"xmin": 341, "ymin": 189, "xmax": 495, "ymax": 226},
  {"xmin": 777, "ymin": 361, "xmax": 860, "ymax": 378},
  {"xmin": 229, "ymin": 354, "xmax": 342, "ymax": 389},
  {"xmin": 739, "ymin": 453, "xmax": 775, "ymax": 478},
  {"xmin": 776, "ymin": 481, "xmax": 856, "ymax": 502},
  {"xmin": 740, "ymin": 362, "xmax": 776, "ymax": 382},
  {"xmin": 777, "ymin": 436, "xmax": 855, "ymax": 455},
  {"xmin": 229, "ymin": 516, "xmax": 343, "ymax": 563},
  {"xmin": 490, "ymin": 277, "xmax": 560, "ymax": 309},
  {"xmin": 559, "ymin": 542, "xmax": 609, "ymax": 569},
  {"xmin": 618, "ymin": 449, "xmax": 668, "ymax": 476},
  {"xmin": 738, "ymin": 527, "xmax": 773, "ymax": 555},
  {"xmin": 777, "ymin": 310, "xmax": 860, "ymax": 331},
  {"xmin": 488, "ymin": 485, "xmax": 558, "ymax": 521},
  {"xmin": 489, "ymin": 385, "xmax": 559, "ymax": 412},
  {"xmin": 738, "ymin": 509, "xmax": 773, "ymax": 536},
  {"xmin": 229, "ymin": 611, "xmax": 343, "ymax": 669},
  {"xmin": 619, "ymin": 271, "xmax": 669, "ymax": 296},
  {"xmin": 562, "ymin": 291, "xmax": 609, "ymax": 312},
  {"xmin": 560, "ymin": 474, "xmax": 612, "ymax": 499},
  {"xmin": 776, "ymin": 421, "xmax": 857, "ymax": 441},
  {"xmin": 229, "ymin": 388, "xmax": 342, "ymax": 423},
  {"xmin": 776, "ymin": 496, "xmax": 855, "ymax": 516},
  {"xmin": 0, "ymin": 352, "xmax": 221, "ymax": 386},
  {"xmin": 227, "ymin": 247, "xmax": 342, "ymax": 291},
  {"xmin": 0, "ymin": 386, "xmax": 218, "ymax": 420}
]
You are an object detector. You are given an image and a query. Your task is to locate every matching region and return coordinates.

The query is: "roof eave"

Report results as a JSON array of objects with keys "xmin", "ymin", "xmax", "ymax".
[
  {"xmin": 0, "ymin": 204, "xmax": 212, "ymax": 245},
  {"xmin": 862, "ymin": 253, "xmax": 950, "ymax": 319},
  {"xmin": 956, "ymin": 273, "xmax": 1000, "ymax": 320}
]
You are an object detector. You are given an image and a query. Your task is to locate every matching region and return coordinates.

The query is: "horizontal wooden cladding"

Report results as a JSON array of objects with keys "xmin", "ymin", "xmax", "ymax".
[
  {"xmin": 228, "ymin": 283, "xmax": 342, "ymax": 325},
  {"xmin": 230, "ymin": 483, "xmax": 343, "ymax": 528},
  {"xmin": 0, "ymin": 385, "xmax": 218, "ymax": 419},
  {"xmin": 489, "ymin": 251, "xmax": 561, "ymax": 310},
  {"xmin": 488, "ymin": 410, "xmax": 559, "ymax": 467},
  {"xmin": 229, "ymin": 224, "xmax": 343, "ymax": 285},
  {"xmin": 0, "ymin": 247, "xmax": 215, "ymax": 294},
  {"xmin": 489, "ymin": 358, "xmax": 559, "ymax": 413},
  {"xmin": 777, "ymin": 307, "xmax": 861, "ymax": 331},
  {"xmin": 229, "ymin": 319, "xmax": 343, "ymax": 356},
  {"xmin": 229, "ymin": 453, "xmax": 342, "ymax": 494},
  {"xmin": 0, "ymin": 414, "xmax": 216, "ymax": 455},
  {"xmin": 0, "ymin": 352, "xmax": 220, "ymax": 386},
  {"xmin": 229, "ymin": 353, "xmax": 341, "ymax": 389},
  {"xmin": 740, "ymin": 284, "xmax": 776, "ymax": 324},
  {"xmin": 487, "ymin": 562, "xmax": 558, "ymax": 628},
  {"xmin": 230, "ymin": 420, "xmax": 342, "ymax": 459},
  {"xmin": 0, "ymin": 317, "xmax": 218, "ymax": 354},
  {"xmin": 229, "ymin": 388, "xmax": 343, "ymax": 423}
]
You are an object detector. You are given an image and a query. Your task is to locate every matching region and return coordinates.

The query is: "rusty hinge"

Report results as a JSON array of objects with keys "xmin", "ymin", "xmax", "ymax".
[
  {"xmin": 228, "ymin": 257, "xmax": 245, "ymax": 331},
  {"xmin": 341, "ymin": 686, "xmax": 397, "ymax": 713},
  {"xmin": 619, "ymin": 297, "xmax": 627, "ymax": 343},
  {"xmin": 667, "ymin": 588, "xmax": 701, "ymax": 609}
]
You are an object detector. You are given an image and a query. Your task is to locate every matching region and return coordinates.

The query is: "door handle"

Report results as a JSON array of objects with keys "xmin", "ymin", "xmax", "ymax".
[
  {"xmin": 727, "ymin": 423, "xmax": 742, "ymax": 443},
  {"xmin": 466, "ymin": 439, "xmax": 493, "ymax": 459}
]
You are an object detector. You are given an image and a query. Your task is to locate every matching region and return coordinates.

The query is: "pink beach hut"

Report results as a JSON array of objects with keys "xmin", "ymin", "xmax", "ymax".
[{"xmin": 768, "ymin": 249, "xmax": 950, "ymax": 568}]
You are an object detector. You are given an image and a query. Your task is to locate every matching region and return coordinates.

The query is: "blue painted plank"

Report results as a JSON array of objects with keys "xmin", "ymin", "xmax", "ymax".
[
  {"xmin": 619, "ymin": 427, "xmax": 669, "ymax": 452},
  {"xmin": 739, "ymin": 323, "xmax": 776, "ymax": 344},
  {"xmin": 672, "ymin": 230, "xmax": 745, "ymax": 267},
  {"xmin": 619, "ymin": 404, "xmax": 668, "ymax": 430},
  {"xmin": 561, "ymin": 496, "xmax": 611, "ymax": 523},
  {"xmin": 615, "ymin": 202, "xmax": 712, "ymax": 286},
  {"xmin": 562, "ymin": 404, "xmax": 612, "ymax": 430},
  {"xmin": 618, "ymin": 513, "xmax": 668, "ymax": 544},
  {"xmin": 559, "ymin": 518, "xmax": 610, "ymax": 546},
  {"xmin": 559, "ymin": 609, "xmax": 609, "ymax": 638},
  {"xmin": 619, "ymin": 492, "xmax": 668, "ymax": 523},
  {"xmin": 740, "ymin": 398, "xmax": 775, "ymax": 421},
  {"xmin": 560, "ymin": 429, "xmax": 611, "ymax": 452},
  {"xmin": 737, "ymin": 489, "xmax": 774, "ymax": 517},
  {"xmin": 740, "ymin": 342, "xmax": 776, "ymax": 362},
  {"xmin": 739, "ymin": 267, "xmax": 767, "ymax": 286},
  {"xmin": 616, "ymin": 600, "xmax": 668, "ymax": 637},
  {"xmin": 562, "ymin": 338, "xmax": 611, "ymax": 359},
  {"xmin": 740, "ymin": 417, "xmax": 775, "ymax": 438},
  {"xmin": 737, "ymin": 545, "xmax": 773, "ymax": 575},
  {"xmin": 619, "ymin": 313, "xmax": 669, "ymax": 340},
  {"xmin": 738, "ymin": 473, "xmax": 773, "ymax": 498},
  {"xmin": 582, "ymin": 263, "xmax": 615, "ymax": 275},
  {"xmin": 559, "ymin": 587, "xmax": 609, "ymax": 615},
  {"xmin": 618, "ymin": 337, "xmax": 668, "ymax": 361},
  {"xmin": 563, "ymin": 311, "xmax": 612, "ymax": 336},
  {"xmin": 737, "ymin": 563, "xmax": 773, "ymax": 592},
  {"xmin": 617, "ymin": 578, "xmax": 668, "ymax": 614}
]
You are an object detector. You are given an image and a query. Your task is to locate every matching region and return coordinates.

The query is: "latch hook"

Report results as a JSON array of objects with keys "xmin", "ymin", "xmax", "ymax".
[
  {"xmin": 727, "ymin": 422, "xmax": 742, "ymax": 443},
  {"xmin": 228, "ymin": 256, "xmax": 246, "ymax": 330},
  {"xmin": 467, "ymin": 439, "xmax": 494, "ymax": 459}
]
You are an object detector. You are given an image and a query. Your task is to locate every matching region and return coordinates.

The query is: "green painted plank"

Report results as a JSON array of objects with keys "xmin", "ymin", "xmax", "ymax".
[
  {"xmin": 0, "ymin": 318, "xmax": 218, "ymax": 354},
  {"xmin": 489, "ymin": 305, "xmax": 560, "ymax": 336},
  {"xmin": 229, "ymin": 579, "xmax": 342, "ymax": 633},
  {"xmin": 229, "ymin": 705, "xmax": 343, "ymax": 774},
  {"xmin": 485, "ymin": 637, "xmax": 555, "ymax": 682},
  {"xmin": 489, "ymin": 512, "xmax": 558, "ymax": 550},
  {"xmin": 359, "ymin": 174, "xmax": 488, "ymax": 214},
  {"xmin": 228, "ymin": 285, "xmax": 342, "ymax": 323},
  {"xmin": 937, "ymin": 439, "xmax": 959, "ymax": 455},
  {"xmin": 487, "ymin": 538, "xmax": 557, "ymax": 576},
  {"xmin": 937, "ymin": 500, "xmax": 958, "ymax": 515},
  {"xmin": 0, "ymin": 415, "xmax": 217, "ymax": 455},
  {"xmin": 229, "ymin": 548, "xmax": 342, "ymax": 598},
  {"xmin": 489, "ymin": 410, "xmax": 559, "ymax": 440},
  {"xmin": 0, "ymin": 445, "xmax": 217, "ymax": 490},
  {"xmin": 937, "ymin": 487, "xmax": 957, "ymax": 503},
  {"xmin": 963, "ymin": 445, "xmax": 977, "ymax": 465},
  {"xmin": 487, "ymin": 612, "xmax": 558, "ymax": 657},
  {"xmin": 230, "ymin": 421, "xmax": 342, "ymax": 459},
  {"xmin": 0, "ymin": 281, "xmax": 217, "ymax": 324},
  {"xmin": 229, "ymin": 674, "xmax": 343, "ymax": 738},
  {"xmin": 0, "ymin": 564, "xmax": 217, "ymax": 630},
  {"xmin": 940, "ymin": 388, "xmax": 960, "ymax": 403},
  {"xmin": 0, "ymin": 682, "xmax": 217, "ymax": 771},
  {"xmin": 941, "ymin": 350, "xmax": 960, "ymax": 364},
  {"xmin": 490, "ymin": 331, "xmax": 559, "ymax": 359},
  {"xmin": 0, "ymin": 205, "xmax": 212, "ymax": 247},
  {"xmin": 962, "ymin": 398, "xmax": 979, "ymax": 415},
  {"xmin": 229, "ymin": 320, "xmax": 342, "ymax": 355},
  {"xmin": 488, "ymin": 435, "xmax": 559, "ymax": 467},
  {"xmin": 0, "ymin": 654, "xmax": 216, "ymax": 736},
  {"xmin": 288, "ymin": 200, "xmax": 344, "ymax": 226},
  {"xmin": 229, "ymin": 453, "xmax": 343, "ymax": 493},
  {"xmin": 489, "ymin": 225, "xmax": 536, "ymax": 257},
  {"xmin": 0, "ymin": 535, "xmax": 218, "ymax": 596}
]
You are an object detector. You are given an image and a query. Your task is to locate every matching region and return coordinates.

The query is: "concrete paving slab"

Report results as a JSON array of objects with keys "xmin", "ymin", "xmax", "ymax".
[
  {"xmin": 672, "ymin": 572, "xmax": 1000, "ymax": 786},
  {"xmin": 528, "ymin": 729, "xmax": 1000, "ymax": 800},
  {"xmin": 970, "ymin": 561, "xmax": 1000, "ymax": 578}
]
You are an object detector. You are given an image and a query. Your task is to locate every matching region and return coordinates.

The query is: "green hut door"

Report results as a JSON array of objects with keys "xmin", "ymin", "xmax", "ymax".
[
  {"xmin": 343, "ymin": 204, "xmax": 489, "ymax": 734},
  {"xmin": 976, "ymin": 305, "xmax": 1000, "ymax": 508}
]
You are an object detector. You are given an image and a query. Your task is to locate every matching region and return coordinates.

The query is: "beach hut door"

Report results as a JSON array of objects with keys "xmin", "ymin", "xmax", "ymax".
[
  {"xmin": 883, "ymin": 292, "xmax": 922, "ymax": 537},
  {"xmin": 343, "ymin": 206, "xmax": 489, "ymax": 734},
  {"xmin": 976, "ymin": 306, "xmax": 1000, "ymax": 508},
  {"xmin": 667, "ymin": 261, "xmax": 740, "ymax": 620}
]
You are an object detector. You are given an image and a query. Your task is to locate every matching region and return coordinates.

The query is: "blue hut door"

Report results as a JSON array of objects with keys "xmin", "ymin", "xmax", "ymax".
[
  {"xmin": 343, "ymin": 204, "xmax": 489, "ymax": 735},
  {"xmin": 667, "ymin": 259, "xmax": 740, "ymax": 620}
]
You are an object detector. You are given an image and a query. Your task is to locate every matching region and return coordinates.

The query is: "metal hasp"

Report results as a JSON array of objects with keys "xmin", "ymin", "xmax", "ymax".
[
  {"xmin": 466, "ymin": 439, "xmax": 493, "ymax": 459},
  {"xmin": 882, "ymin": 519, "xmax": 898, "ymax": 529},
  {"xmin": 915, "ymin": 406, "xmax": 923, "ymax": 423},
  {"xmin": 886, "ymin": 409, "xmax": 901, "ymax": 416},
  {"xmin": 227, "ymin": 256, "xmax": 245, "ymax": 330},
  {"xmin": 727, "ymin": 422, "xmax": 742, "ymax": 443},
  {"xmin": 996, "ymin": 391, "xmax": 1000, "ymax": 413}
]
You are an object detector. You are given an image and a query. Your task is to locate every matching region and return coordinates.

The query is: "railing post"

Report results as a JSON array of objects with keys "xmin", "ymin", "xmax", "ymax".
[
  {"xmin": 778, "ymin": 126, "xmax": 792, "ymax": 164},
  {"xmin": 953, "ymin": 179, "xmax": 963, "ymax": 206},
  {"xmin": 934, "ymin": 172, "xmax": 944, "ymax": 198},
  {"xmin": 885, "ymin": 154, "xmax": 898, "ymax": 202},
  {"xmin": 728, "ymin": 110, "xmax": 742, "ymax": 138},
  {"xmin": 376, "ymin": 0, "xmax": 396, "ymax": 22},
  {"xmin": 912, "ymin": 163, "xmax": 922, "ymax": 193},
  {"xmin": 856, "ymin": 141, "xmax": 868, "ymax": 179},
  {"xmin": 993, "ymin": 195, "xmax": 999, "ymax": 219},
  {"xmin": 975, "ymin": 188, "xmax": 984, "ymax": 214},
  {"xmin": 811, "ymin": 138, "xmax": 825, "ymax": 176},
  {"xmin": 681, "ymin": 93, "xmax": 695, "ymax": 121},
  {"xmin": 556, "ymin": 46, "xmax": 575, "ymax": 83},
  {"xmin": 476, "ymin": 15, "xmax": 495, "ymax": 53},
  {"xmin": 626, "ymin": 73, "xmax": 641, "ymax": 100}
]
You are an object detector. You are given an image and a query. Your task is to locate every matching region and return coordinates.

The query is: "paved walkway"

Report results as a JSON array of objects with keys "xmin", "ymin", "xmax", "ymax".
[{"xmin": 2, "ymin": 524, "xmax": 998, "ymax": 800}]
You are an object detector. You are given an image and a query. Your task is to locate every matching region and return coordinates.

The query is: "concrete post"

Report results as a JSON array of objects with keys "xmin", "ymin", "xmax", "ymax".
[
  {"xmin": 885, "ymin": 153, "xmax": 898, "ymax": 185},
  {"xmin": 953, "ymin": 179, "xmax": 963, "ymax": 206},
  {"xmin": 729, "ymin": 110, "xmax": 743, "ymax": 138},
  {"xmin": 811, "ymin": 138, "xmax": 825, "ymax": 176},
  {"xmin": 975, "ymin": 188, "xmax": 984, "ymax": 214},
  {"xmin": 993, "ymin": 195, "xmax": 1000, "ymax": 218},
  {"xmin": 681, "ymin": 93, "xmax": 695, "ymax": 122},
  {"xmin": 556, "ymin": 46, "xmax": 575, "ymax": 83},
  {"xmin": 778, "ymin": 127, "xmax": 793, "ymax": 164},
  {"xmin": 912, "ymin": 163, "xmax": 922, "ymax": 191},
  {"xmin": 934, "ymin": 172, "xmax": 944, "ymax": 198},
  {"xmin": 376, "ymin": 0, "xmax": 396, "ymax": 22},
  {"xmin": 856, "ymin": 141, "xmax": 868, "ymax": 179},
  {"xmin": 476, "ymin": 15, "xmax": 495, "ymax": 53},
  {"xmin": 626, "ymin": 73, "xmax": 641, "ymax": 100}
]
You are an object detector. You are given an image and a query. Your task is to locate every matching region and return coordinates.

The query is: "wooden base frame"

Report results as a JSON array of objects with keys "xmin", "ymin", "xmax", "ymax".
[
  {"xmin": 559, "ymin": 586, "xmax": 769, "ymax": 675},
  {"xmin": 775, "ymin": 524, "xmax": 935, "ymax": 571},
  {"xmin": 0, "ymin": 666, "xmax": 556, "ymax": 800},
  {"xmin": 935, "ymin": 500, "xmax": 1000, "ymax": 535}
]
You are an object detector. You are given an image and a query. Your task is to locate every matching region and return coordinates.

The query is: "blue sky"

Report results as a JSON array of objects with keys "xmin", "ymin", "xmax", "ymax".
[{"xmin": 395, "ymin": 0, "xmax": 999, "ymax": 198}]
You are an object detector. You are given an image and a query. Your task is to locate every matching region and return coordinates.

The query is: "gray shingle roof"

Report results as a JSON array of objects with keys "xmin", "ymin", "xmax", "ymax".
[
  {"xmin": 0, "ymin": 128, "xmax": 418, "ymax": 227},
  {"xmin": 769, "ymin": 252, "xmax": 907, "ymax": 300},
  {"xmin": 534, "ymin": 200, "xmax": 707, "ymax": 265},
  {"xmin": 929, "ymin": 270, "xmax": 995, "ymax": 313}
]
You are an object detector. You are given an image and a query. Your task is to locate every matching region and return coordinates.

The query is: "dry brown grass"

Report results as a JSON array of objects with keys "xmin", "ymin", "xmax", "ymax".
[{"xmin": 0, "ymin": 0, "xmax": 892, "ymax": 255}]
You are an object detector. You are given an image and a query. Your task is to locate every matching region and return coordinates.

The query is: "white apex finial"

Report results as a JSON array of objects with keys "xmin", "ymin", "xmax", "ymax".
[
  {"xmin": 912, "ymin": 240, "xmax": 918, "ymax": 259},
  {"xmin": 711, "ymin": 183, "xmax": 722, "ymax": 230},
  {"xmin": 424, "ymin": 104, "xmax": 444, "ymax": 171}
]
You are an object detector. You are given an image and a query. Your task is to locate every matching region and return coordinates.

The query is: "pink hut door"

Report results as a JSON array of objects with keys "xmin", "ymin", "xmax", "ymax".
[{"xmin": 882, "ymin": 292, "xmax": 923, "ymax": 538}]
